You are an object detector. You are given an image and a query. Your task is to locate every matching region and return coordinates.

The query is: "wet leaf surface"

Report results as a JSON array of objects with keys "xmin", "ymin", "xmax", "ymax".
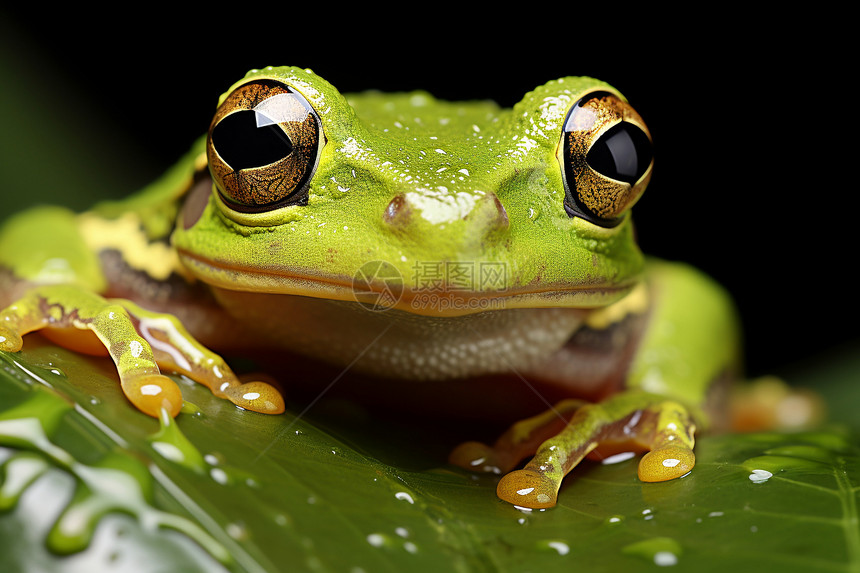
[{"xmin": 1, "ymin": 337, "xmax": 859, "ymax": 572}]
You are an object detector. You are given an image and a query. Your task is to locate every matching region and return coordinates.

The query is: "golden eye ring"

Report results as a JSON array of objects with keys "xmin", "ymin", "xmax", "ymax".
[
  {"xmin": 207, "ymin": 79, "xmax": 323, "ymax": 213},
  {"xmin": 558, "ymin": 90, "xmax": 653, "ymax": 227}
]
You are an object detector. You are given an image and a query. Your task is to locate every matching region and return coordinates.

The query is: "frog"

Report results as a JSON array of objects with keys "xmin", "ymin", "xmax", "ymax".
[{"xmin": 0, "ymin": 65, "xmax": 748, "ymax": 510}]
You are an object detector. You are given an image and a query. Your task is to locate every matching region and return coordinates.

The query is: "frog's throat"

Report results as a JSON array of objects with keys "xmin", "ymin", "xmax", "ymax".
[{"xmin": 176, "ymin": 250, "xmax": 636, "ymax": 317}]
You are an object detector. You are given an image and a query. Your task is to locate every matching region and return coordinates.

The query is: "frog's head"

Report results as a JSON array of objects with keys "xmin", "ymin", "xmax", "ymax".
[{"xmin": 174, "ymin": 66, "xmax": 652, "ymax": 317}]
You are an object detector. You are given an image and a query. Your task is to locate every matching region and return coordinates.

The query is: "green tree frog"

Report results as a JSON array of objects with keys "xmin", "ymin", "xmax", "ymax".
[{"xmin": 0, "ymin": 66, "xmax": 742, "ymax": 509}]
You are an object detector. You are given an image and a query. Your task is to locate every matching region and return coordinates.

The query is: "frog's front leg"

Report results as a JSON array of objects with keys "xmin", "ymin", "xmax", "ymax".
[
  {"xmin": 453, "ymin": 392, "xmax": 695, "ymax": 509},
  {"xmin": 450, "ymin": 261, "xmax": 739, "ymax": 509},
  {"xmin": 0, "ymin": 284, "xmax": 284, "ymax": 417}
]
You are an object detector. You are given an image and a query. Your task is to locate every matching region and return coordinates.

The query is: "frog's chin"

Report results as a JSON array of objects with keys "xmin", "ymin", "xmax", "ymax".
[{"xmin": 178, "ymin": 251, "xmax": 636, "ymax": 317}]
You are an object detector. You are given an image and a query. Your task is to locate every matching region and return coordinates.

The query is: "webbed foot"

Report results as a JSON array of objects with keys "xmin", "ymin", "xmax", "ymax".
[
  {"xmin": 0, "ymin": 285, "xmax": 284, "ymax": 417},
  {"xmin": 451, "ymin": 393, "xmax": 697, "ymax": 508}
]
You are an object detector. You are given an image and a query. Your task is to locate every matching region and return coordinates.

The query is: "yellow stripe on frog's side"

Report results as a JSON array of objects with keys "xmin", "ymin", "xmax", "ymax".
[
  {"xmin": 77, "ymin": 211, "xmax": 192, "ymax": 282},
  {"xmin": 583, "ymin": 280, "xmax": 649, "ymax": 330}
]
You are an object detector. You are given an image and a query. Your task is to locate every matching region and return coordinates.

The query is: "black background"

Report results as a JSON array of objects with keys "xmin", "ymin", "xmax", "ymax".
[{"xmin": 0, "ymin": 10, "xmax": 854, "ymax": 379}]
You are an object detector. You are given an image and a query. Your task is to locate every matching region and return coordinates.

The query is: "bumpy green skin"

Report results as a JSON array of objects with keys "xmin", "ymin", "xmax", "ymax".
[{"xmin": 172, "ymin": 67, "xmax": 644, "ymax": 309}]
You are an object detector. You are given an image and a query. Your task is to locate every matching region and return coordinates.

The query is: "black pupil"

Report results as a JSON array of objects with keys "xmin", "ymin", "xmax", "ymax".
[
  {"xmin": 211, "ymin": 109, "xmax": 293, "ymax": 170},
  {"xmin": 586, "ymin": 122, "xmax": 652, "ymax": 184}
]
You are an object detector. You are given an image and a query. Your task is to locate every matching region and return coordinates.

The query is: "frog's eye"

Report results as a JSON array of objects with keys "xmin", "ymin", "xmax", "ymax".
[
  {"xmin": 558, "ymin": 91, "xmax": 653, "ymax": 227},
  {"xmin": 207, "ymin": 79, "xmax": 323, "ymax": 212}
]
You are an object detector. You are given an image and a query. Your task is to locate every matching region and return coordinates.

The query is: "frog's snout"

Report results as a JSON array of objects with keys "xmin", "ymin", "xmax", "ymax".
[{"xmin": 382, "ymin": 189, "xmax": 509, "ymax": 243}]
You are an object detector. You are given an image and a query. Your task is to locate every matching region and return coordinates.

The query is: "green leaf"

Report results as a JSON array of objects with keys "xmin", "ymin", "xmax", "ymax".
[{"xmin": 1, "ymin": 337, "xmax": 859, "ymax": 572}]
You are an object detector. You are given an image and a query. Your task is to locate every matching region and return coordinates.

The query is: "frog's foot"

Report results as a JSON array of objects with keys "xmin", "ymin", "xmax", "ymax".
[
  {"xmin": 730, "ymin": 375, "xmax": 825, "ymax": 432},
  {"xmin": 122, "ymin": 299, "xmax": 284, "ymax": 415},
  {"xmin": 0, "ymin": 286, "xmax": 185, "ymax": 417},
  {"xmin": 459, "ymin": 393, "xmax": 696, "ymax": 509},
  {"xmin": 0, "ymin": 285, "xmax": 284, "ymax": 418},
  {"xmin": 449, "ymin": 399, "xmax": 586, "ymax": 474},
  {"xmin": 635, "ymin": 400, "xmax": 696, "ymax": 483}
]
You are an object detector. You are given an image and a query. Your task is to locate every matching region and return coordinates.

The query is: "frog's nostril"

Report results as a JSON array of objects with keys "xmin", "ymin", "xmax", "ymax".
[
  {"xmin": 383, "ymin": 193, "xmax": 412, "ymax": 227},
  {"xmin": 478, "ymin": 192, "xmax": 509, "ymax": 232}
]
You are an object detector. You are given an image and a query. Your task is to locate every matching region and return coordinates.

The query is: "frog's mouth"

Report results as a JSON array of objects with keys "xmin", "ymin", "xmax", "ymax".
[{"xmin": 177, "ymin": 249, "xmax": 636, "ymax": 317}]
